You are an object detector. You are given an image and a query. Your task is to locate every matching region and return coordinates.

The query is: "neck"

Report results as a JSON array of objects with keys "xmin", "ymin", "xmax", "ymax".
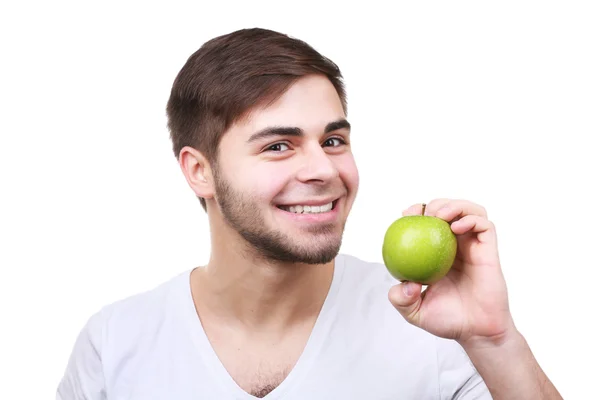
[{"xmin": 191, "ymin": 220, "xmax": 335, "ymax": 333}]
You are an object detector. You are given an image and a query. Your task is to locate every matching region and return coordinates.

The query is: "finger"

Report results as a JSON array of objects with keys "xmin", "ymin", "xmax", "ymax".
[
  {"xmin": 451, "ymin": 215, "xmax": 496, "ymax": 244},
  {"xmin": 402, "ymin": 203, "xmax": 426, "ymax": 216},
  {"xmin": 423, "ymin": 198, "xmax": 452, "ymax": 216},
  {"xmin": 426, "ymin": 199, "xmax": 488, "ymax": 220},
  {"xmin": 388, "ymin": 282, "xmax": 424, "ymax": 326}
]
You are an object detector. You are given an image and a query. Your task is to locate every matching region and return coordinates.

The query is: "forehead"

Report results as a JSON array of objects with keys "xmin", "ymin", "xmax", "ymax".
[{"xmin": 226, "ymin": 74, "xmax": 346, "ymax": 143}]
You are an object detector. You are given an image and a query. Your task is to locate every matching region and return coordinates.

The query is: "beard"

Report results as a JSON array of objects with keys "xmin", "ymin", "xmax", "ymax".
[{"xmin": 212, "ymin": 166, "xmax": 344, "ymax": 265}]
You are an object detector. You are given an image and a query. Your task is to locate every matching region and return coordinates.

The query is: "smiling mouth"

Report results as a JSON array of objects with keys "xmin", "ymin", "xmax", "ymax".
[{"xmin": 276, "ymin": 199, "xmax": 339, "ymax": 214}]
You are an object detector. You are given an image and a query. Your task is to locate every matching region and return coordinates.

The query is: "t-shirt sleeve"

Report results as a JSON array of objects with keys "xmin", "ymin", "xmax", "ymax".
[
  {"xmin": 56, "ymin": 310, "xmax": 107, "ymax": 400},
  {"xmin": 436, "ymin": 337, "xmax": 493, "ymax": 400}
]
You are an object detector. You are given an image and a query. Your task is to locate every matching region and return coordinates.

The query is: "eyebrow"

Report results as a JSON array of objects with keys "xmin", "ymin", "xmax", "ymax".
[{"xmin": 247, "ymin": 118, "xmax": 351, "ymax": 143}]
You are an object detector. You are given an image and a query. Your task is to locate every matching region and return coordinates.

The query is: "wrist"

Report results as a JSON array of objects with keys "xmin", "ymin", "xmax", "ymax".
[
  {"xmin": 458, "ymin": 327, "xmax": 563, "ymax": 399},
  {"xmin": 459, "ymin": 324, "xmax": 524, "ymax": 353}
]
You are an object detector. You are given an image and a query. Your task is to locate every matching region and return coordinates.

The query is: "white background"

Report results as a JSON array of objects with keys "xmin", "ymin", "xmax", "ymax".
[{"xmin": 1, "ymin": 1, "xmax": 598, "ymax": 398}]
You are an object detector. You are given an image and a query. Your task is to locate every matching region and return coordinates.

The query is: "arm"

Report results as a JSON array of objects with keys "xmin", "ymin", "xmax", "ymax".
[
  {"xmin": 461, "ymin": 330, "xmax": 562, "ymax": 400},
  {"xmin": 56, "ymin": 310, "xmax": 107, "ymax": 400}
]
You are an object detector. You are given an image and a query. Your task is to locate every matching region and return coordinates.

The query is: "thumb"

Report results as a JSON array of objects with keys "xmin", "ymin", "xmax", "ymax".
[{"xmin": 388, "ymin": 281, "xmax": 424, "ymax": 326}]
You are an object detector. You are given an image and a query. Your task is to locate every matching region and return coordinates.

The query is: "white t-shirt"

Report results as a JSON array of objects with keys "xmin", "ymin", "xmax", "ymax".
[{"xmin": 57, "ymin": 254, "xmax": 492, "ymax": 399}]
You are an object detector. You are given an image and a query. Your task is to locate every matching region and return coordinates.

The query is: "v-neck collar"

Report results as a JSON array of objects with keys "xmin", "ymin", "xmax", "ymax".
[{"xmin": 178, "ymin": 254, "xmax": 347, "ymax": 399}]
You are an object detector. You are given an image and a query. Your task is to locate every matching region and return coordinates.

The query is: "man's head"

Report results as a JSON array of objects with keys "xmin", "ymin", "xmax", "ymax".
[{"xmin": 167, "ymin": 28, "xmax": 359, "ymax": 264}]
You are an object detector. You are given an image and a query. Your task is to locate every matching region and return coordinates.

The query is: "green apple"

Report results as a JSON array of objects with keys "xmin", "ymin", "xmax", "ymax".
[{"xmin": 382, "ymin": 204, "xmax": 457, "ymax": 285}]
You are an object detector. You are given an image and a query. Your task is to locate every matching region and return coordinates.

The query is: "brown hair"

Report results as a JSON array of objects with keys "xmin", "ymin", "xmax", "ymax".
[{"xmin": 166, "ymin": 28, "xmax": 347, "ymax": 210}]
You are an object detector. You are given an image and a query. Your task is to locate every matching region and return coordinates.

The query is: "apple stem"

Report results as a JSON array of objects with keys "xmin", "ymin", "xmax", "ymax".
[{"xmin": 421, "ymin": 203, "xmax": 426, "ymax": 216}]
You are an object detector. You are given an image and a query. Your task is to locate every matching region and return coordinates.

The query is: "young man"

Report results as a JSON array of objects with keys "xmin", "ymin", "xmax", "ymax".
[{"xmin": 57, "ymin": 28, "xmax": 562, "ymax": 399}]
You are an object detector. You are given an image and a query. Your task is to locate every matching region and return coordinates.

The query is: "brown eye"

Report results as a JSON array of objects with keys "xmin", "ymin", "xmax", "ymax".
[
  {"xmin": 323, "ymin": 137, "xmax": 345, "ymax": 147},
  {"xmin": 266, "ymin": 143, "xmax": 290, "ymax": 152}
]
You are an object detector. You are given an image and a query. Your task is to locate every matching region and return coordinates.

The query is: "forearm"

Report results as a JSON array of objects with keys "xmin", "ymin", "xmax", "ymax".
[{"xmin": 461, "ymin": 330, "xmax": 562, "ymax": 400}]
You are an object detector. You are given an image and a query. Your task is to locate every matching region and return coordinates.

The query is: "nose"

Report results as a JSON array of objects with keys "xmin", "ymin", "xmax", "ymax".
[{"xmin": 296, "ymin": 143, "xmax": 339, "ymax": 183}]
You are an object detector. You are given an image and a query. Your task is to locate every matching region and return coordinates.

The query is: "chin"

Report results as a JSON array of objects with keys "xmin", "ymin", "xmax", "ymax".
[
  {"xmin": 286, "ymin": 230, "xmax": 345, "ymax": 265},
  {"xmin": 285, "ymin": 246, "xmax": 341, "ymax": 265}
]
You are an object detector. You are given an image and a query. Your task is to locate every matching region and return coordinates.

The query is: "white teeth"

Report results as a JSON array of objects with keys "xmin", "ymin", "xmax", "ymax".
[
  {"xmin": 284, "ymin": 202, "xmax": 334, "ymax": 214},
  {"xmin": 320, "ymin": 203, "xmax": 333, "ymax": 212}
]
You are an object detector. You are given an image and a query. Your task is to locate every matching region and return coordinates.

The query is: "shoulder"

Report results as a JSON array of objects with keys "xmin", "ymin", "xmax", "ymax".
[
  {"xmin": 336, "ymin": 253, "xmax": 398, "ymax": 293},
  {"xmin": 74, "ymin": 269, "xmax": 192, "ymax": 362},
  {"xmin": 333, "ymin": 253, "xmax": 410, "ymax": 328},
  {"xmin": 57, "ymin": 270, "xmax": 193, "ymax": 398},
  {"xmin": 98, "ymin": 269, "xmax": 191, "ymax": 342}
]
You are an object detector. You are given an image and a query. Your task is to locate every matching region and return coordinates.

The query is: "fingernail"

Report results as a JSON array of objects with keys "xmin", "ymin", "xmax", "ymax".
[{"xmin": 403, "ymin": 282, "xmax": 415, "ymax": 296}]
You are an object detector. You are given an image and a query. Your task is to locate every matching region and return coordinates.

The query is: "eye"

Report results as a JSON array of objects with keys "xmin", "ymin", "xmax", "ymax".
[
  {"xmin": 323, "ymin": 137, "xmax": 346, "ymax": 147},
  {"xmin": 265, "ymin": 142, "xmax": 290, "ymax": 152}
]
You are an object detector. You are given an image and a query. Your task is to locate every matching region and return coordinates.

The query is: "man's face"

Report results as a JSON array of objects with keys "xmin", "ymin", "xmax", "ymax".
[{"xmin": 212, "ymin": 74, "xmax": 359, "ymax": 264}]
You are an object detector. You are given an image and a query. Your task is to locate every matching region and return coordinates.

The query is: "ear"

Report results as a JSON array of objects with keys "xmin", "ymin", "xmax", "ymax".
[{"xmin": 178, "ymin": 146, "xmax": 215, "ymax": 200}]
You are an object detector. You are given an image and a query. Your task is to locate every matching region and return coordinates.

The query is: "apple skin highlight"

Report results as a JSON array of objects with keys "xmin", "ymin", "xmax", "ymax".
[{"xmin": 382, "ymin": 209, "xmax": 458, "ymax": 285}]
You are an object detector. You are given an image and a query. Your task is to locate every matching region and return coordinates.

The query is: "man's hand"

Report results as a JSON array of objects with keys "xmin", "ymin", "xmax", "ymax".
[
  {"xmin": 388, "ymin": 198, "xmax": 563, "ymax": 399},
  {"xmin": 388, "ymin": 198, "xmax": 516, "ymax": 346}
]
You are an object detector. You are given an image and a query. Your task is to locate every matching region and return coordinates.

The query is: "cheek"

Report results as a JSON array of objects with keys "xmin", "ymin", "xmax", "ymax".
[
  {"xmin": 336, "ymin": 154, "xmax": 360, "ymax": 192},
  {"xmin": 247, "ymin": 164, "xmax": 291, "ymax": 203}
]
